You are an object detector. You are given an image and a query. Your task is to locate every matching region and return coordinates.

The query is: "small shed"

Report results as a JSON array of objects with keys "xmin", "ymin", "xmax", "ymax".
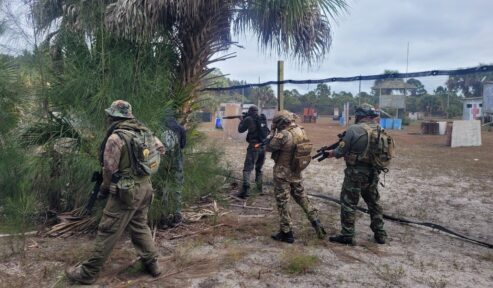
[{"xmin": 462, "ymin": 98, "xmax": 482, "ymax": 120}]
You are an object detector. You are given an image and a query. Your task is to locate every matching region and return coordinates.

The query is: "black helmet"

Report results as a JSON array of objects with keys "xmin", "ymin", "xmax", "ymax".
[
  {"xmin": 355, "ymin": 103, "xmax": 379, "ymax": 118},
  {"xmin": 247, "ymin": 105, "xmax": 258, "ymax": 115}
]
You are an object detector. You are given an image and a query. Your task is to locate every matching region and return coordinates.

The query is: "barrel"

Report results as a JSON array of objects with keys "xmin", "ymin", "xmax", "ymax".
[
  {"xmin": 215, "ymin": 118, "xmax": 222, "ymax": 129},
  {"xmin": 393, "ymin": 119, "xmax": 402, "ymax": 130}
]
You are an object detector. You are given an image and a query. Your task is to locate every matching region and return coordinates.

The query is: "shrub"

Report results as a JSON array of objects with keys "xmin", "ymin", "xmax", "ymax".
[{"xmin": 281, "ymin": 249, "xmax": 321, "ymax": 275}]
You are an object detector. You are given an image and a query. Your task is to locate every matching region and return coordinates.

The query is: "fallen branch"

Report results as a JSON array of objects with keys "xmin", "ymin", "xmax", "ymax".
[
  {"xmin": 229, "ymin": 204, "xmax": 273, "ymax": 211},
  {"xmin": 169, "ymin": 224, "xmax": 227, "ymax": 240},
  {"xmin": 237, "ymin": 214, "xmax": 268, "ymax": 218}
]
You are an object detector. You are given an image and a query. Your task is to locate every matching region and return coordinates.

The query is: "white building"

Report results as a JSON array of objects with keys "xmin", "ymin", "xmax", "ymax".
[{"xmin": 462, "ymin": 98, "xmax": 482, "ymax": 120}]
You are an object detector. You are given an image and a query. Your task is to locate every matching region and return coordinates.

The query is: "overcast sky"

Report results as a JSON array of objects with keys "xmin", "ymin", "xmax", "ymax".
[{"xmin": 212, "ymin": 0, "xmax": 493, "ymax": 94}]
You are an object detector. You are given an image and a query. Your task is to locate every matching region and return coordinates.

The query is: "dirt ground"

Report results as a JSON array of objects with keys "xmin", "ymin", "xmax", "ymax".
[{"xmin": 1, "ymin": 117, "xmax": 492, "ymax": 288}]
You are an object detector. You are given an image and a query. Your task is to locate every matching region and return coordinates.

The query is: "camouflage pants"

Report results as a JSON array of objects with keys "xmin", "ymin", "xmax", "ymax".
[
  {"xmin": 274, "ymin": 177, "xmax": 319, "ymax": 233},
  {"xmin": 79, "ymin": 179, "xmax": 158, "ymax": 279},
  {"xmin": 161, "ymin": 152, "xmax": 184, "ymax": 214},
  {"xmin": 242, "ymin": 145, "xmax": 265, "ymax": 190},
  {"xmin": 340, "ymin": 166, "xmax": 387, "ymax": 238}
]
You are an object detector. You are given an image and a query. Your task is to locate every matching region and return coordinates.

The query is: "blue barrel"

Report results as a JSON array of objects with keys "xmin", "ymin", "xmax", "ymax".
[
  {"xmin": 393, "ymin": 119, "xmax": 402, "ymax": 130},
  {"xmin": 215, "ymin": 118, "xmax": 222, "ymax": 129},
  {"xmin": 382, "ymin": 118, "xmax": 391, "ymax": 129},
  {"xmin": 339, "ymin": 116, "xmax": 345, "ymax": 126},
  {"xmin": 379, "ymin": 118, "xmax": 385, "ymax": 128}
]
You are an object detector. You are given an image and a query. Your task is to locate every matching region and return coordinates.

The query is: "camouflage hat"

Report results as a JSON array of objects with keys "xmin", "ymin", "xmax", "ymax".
[
  {"xmin": 355, "ymin": 103, "xmax": 379, "ymax": 118},
  {"xmin": 273, "ymin": 110, "xmax": 294, "ymax": 124},
  {"xmin": 105, "ymin": 100, "xmax": 134, "ymax": 119}
]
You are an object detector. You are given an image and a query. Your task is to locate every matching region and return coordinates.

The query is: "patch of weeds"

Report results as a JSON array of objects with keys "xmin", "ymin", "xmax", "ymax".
[
  {"xmin": 223, "ymin": 246, "xmax": 248, "ymax": 267},
  {"xmin": 428, "ymin": 276, "xmax": 448, "ymax": 288},
  {"xmin": 375, "ymin": 264, "xmax": 406, "ymax": 286},
  {"xmin": 477, "ymin": 253, "xmax": 493, "ymax": 263},
  {"xmin": 120, "ymin": 261, "xmax": 145, "ymax": 277},
  {"xmin": 400, "ymin": 225, "xmax": 414, "ymax": 245},
  {"xmin": 280, "ymin": 248, "xmax": 320, "ymax": 275}
]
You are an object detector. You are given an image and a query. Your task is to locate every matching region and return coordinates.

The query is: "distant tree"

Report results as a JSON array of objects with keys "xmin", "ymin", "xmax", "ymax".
[
  {"xmin": 406, "ymin": 78, "xmax": 427, "ymax": 96},
  {"xmin": 446, "ymin": 64, "xmax": 493, "ymax": 98}
]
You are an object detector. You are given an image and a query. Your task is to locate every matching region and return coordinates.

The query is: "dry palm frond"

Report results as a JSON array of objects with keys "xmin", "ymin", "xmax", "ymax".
[{"xmin": 45, "ymin": 208, "xmax": 99, "ymax": 237}]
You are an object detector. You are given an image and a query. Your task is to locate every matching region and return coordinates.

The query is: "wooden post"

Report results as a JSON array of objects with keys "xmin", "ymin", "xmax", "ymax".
[{"xmin": 277, "ymin": 60, "xmax": 284, "ymax": 111}]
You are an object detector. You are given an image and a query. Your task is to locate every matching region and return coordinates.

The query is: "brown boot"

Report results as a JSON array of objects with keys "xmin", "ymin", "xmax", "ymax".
[
  {"xmin": 143, "ymin": 259, "xmax": 162, "ymax": 277},
  {"xmin": 329, "ymin": 235, "xmax": 356, "ymax": 246},
  {"xmin": 65, "ymin": 264, "xmax": 96, "ymax": 285}
]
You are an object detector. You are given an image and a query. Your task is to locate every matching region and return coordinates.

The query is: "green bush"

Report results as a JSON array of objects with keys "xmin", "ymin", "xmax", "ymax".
[
  {"xmin": 0, "ymin": 144, "xmax": 36, "ymax": 235},
  {"xmin": 150, "ymin": 129, "xmax": 227, "ymax": 224},
  {"xmin": 281, "ymin": 249, "xmax": 321, "ymax": 275},
  {"xmin": 402, "ymin": 117, "xmax": 411, "ymax": 126}
]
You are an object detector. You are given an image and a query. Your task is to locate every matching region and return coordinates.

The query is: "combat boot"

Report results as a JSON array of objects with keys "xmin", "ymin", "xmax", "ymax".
[
  {"xmin": 374, "ymin": 234, "xmax": 387, "ymax": 244},
  {"xmin": 271, "ymin": 231, "xmax": 294, "ymax": 244},
  {"xmin": 237, "ymin": 185, "xmax": 250, "ymax": 199},
  {"xmin": 143, "ymin": 259, "xmax": 162, "ymax": 277},
  {"xmin": 329, "ymin": 235, "xmax": 356, "ymax": 246},
  {"xmin": 65, "ymin": 264, "xmax": 96, "ymax": 285},
  {"xmin": 311, "ymin": 219, "xmax": 327, "ymax": 239}
]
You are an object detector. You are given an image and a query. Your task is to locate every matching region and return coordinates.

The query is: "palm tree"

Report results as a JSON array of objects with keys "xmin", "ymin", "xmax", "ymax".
[{"xmin": 32, "ymin": 0, "xmax": 347, "ymax": 120}]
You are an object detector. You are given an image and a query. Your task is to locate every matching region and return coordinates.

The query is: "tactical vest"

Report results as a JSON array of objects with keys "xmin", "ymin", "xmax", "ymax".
[{"xmin": 355, "ymin": 123, "xmax": 395, "ymax": 171}]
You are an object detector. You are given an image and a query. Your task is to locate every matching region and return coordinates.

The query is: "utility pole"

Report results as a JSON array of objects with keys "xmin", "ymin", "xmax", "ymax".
[{"xmin": 277, "ymin": 60, "xmax": 284, "ymax": 111}]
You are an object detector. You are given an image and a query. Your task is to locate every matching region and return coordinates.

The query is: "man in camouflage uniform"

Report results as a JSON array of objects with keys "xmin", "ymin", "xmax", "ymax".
[
  {"xmin": 66, "ymin": 100, "xmax": 165, "ymax": 284},
  {"xmin": 159, "ymin": 112, "xmax": 186, "ymax": 227},
  {"xmin": 324, "ymin": 103, "xmax": 387, "ymax": 245},
  {"xmin": 237, "ymin": 105, "xmax": 266, "ymax": 198},
  {"xmin": 267, "ymin": 110, "xmax": 326, "ymax": 243}
]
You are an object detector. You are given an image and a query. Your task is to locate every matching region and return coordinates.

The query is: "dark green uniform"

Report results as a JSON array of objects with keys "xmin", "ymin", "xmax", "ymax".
[{"xmin": 333, "ymin": 119, "xmax": 387, "ymax": 240}]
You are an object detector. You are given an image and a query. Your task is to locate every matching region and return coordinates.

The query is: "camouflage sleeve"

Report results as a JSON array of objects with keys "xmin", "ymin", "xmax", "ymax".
[
  {"xmin": 333, "ymin": 128, "xmax": 355, "ymax": 158},
  {"xmin": 267, "ymin": 131, "xmax": 289, "ymax": 151},
  {"xmin": 154, "ymin": 136, "xmax": 166, "ymax": 155},
  {"xmin": 101, "ymin": 134, "xmax": 124, "ymax": 190}
]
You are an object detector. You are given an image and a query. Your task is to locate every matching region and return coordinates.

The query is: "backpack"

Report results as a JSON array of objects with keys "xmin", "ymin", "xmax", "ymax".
[
  {"xmin": 116, "ymin": 128, "xmax": 161, "ymax": 176},
  {"xmin": 256, "ymin": 113, "xmax": 270, "ymax": 142},
  {"xmin": 359, "ymin": 124, "xmax": 396, "ymax": 172},
  {"xmin": 160, "ymin": 128, "xmax": 180, "ymax": 154},
  {"xmin": 287, "ymin": 125, "xmax": 313, "ymax": 172}
]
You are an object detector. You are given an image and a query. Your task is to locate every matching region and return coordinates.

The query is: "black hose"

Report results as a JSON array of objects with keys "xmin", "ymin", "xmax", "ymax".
[{"xmin": 308, "ymin": 193, "xmax": 493, "ymax": 249}]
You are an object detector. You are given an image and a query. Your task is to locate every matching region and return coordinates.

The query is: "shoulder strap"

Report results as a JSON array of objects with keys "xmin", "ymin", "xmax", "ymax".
[
  {"xmin": 114, "ymin": 129, "xmax": 139, "ymax": 175},
  {"xmin": 359, "ymin": 123, "xmax": 373, "ymax": 159}
]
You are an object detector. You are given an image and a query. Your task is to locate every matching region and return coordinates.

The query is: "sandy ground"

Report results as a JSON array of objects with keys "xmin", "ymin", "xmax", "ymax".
[{"xmin": 1, "ymin": 117, "xmax": 492, "ymax": 288}]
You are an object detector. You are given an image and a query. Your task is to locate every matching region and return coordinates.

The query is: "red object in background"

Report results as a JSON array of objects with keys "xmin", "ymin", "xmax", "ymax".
[{"xmin": 303, "ymin": 107, "xmax": 317, "ymax": 123}]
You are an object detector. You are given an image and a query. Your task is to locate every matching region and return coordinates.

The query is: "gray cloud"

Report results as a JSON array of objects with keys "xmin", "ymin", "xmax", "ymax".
[{"xmin": 213, "ymin": 0, "xmax": 493, "ymax": 94}]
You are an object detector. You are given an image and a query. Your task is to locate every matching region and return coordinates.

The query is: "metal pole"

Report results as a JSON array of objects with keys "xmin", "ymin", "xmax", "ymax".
[
  {"xmin": 277, "ymin": 60, "xmax": 284, "ymax": 111},
  {"xmin": 358, "ymin": 76, "xmax": 361, "ymax": 105}
]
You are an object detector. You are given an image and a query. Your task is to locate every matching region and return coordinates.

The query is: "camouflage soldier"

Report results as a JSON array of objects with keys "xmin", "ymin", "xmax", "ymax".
[
  {"xmin": 267, "ymin": 110, "xmax": 326, "ymax": 243},
  {"xmin": 325, "ymin": 103, "xmax": 388, "ymax": 245},
  {"xmin": 237, "ymin": 105, "xmax": 268, "ymax": 198},
  {"xmin": 66, "ymin": 100, "xmax": 165, "ymax": 284},
  {"xmin": 159, "ymin": 112, "xmax": 186, "ymax": 227}
]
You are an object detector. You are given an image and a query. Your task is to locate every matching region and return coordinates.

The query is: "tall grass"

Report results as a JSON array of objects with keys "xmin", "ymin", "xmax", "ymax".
[{"xmin": 150, "ymin": 129, "xmax": 227, "ymax": 224}]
